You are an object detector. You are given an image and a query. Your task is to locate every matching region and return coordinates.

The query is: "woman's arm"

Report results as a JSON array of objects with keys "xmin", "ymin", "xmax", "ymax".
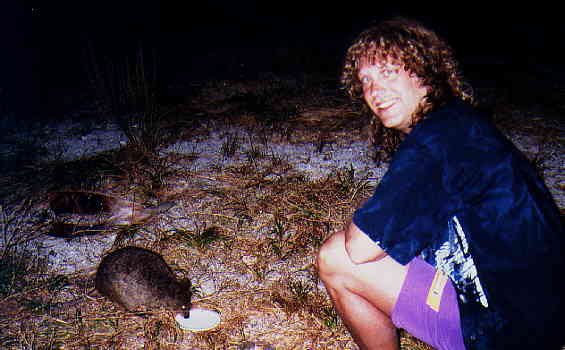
[{"xmin": 344, "ymin": 221, "xmax": 388, "ymax": 264}]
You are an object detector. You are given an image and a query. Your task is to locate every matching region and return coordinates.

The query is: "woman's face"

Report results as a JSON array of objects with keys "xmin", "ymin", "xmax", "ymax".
[{"xmin": 358, "ymin": 57, "xmax": 428, "ymax": 133}]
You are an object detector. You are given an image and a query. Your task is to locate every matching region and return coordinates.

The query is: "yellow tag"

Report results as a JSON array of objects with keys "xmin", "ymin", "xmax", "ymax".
[{"xmin": 426, "ymin": 269, "xmax": 449, "ymax": 312}]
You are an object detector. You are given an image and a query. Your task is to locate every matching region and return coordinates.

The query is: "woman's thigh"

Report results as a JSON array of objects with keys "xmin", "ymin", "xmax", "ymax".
[{"xmin": 319, "ymin": 230, "xmax": 409, "ymax": 316}]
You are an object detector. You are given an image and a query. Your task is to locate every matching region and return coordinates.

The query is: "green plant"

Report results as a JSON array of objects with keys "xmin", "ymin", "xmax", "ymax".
[
  {"xmin": 169, "ymin": 225, "xmax": 226, "ymax": 250},
  {"xmin": 244, "ymin": 134, "xmax": 266, "ymax": 166},
  {"xmin": 46, "ymin": 275, "xmax": 70, "ymax": 293},
  {"xmin": 318, "ymin": 305, "xmax": 341, "ymax": 331},
  {"xmin": 118, "ymin": 150, "xmax": 178, "ymax": 198},
  {"xmin": 332, "ymin": 165, "xmax": 373, "ymax": 203},
  {"xmin": 287, "ymin": 279, "xmax": 313, "ymax": 304},
  {"xmin": 269, "ymin": 278, "xmax": 316, "ymax": 316},
  {"xmin": 270, "ymin": 216, "xmax": 288, "ymax": 241},
  {"xmin": 335, "ymin": 164, "xmax": 357, "ymax": 195},
  {"xmin": 267, "ymin": 216, "xmax": 293, "ymax": 260},
  {"xmin": 0, "ymin": 203, "xmax": 46, "ymax": 298},
  {"xmin": 0, "ymin": 255, "xmax": 27, "ymax": 297},
  {"xmin": 220, "ymin": 133, "xmax": 240, "ymax": 159},
  {"xmin": 1, "ymin": 202, "xmax": 38, "ymax": 260},
  {"xmin": 113, "ymin": 224, "xmax": 143, "ymax": 247}
]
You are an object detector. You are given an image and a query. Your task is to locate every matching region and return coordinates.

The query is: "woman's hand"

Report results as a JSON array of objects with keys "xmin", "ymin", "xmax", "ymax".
[{"xmin": 344, "ymin": 222, "xmax": 387, "ymax": 264}]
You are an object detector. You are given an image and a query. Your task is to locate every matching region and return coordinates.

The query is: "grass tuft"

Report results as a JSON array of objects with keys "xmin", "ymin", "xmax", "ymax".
[
  {"xmin": 318, "ymin": 305, "xmax": 342, "ymax": 331},
  {"xmin": 221, "ymin": 132, "xmax": 241, "ymax": 159},
  {"xmin": 166, "ymin": 225, "xmax": 227, "ymax": 251}
]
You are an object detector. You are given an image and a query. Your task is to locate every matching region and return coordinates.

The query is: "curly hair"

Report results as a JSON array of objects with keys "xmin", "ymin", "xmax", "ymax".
[{"xmin": 341, "ymin": 17, "xmax": 474, "ymax": 160}]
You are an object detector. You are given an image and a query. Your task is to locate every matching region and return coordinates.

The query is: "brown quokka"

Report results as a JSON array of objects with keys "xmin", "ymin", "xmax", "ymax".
[
  {"xmin": 48, "ymin": 191, "xmax": 174, "ymax": 238},
  {"xmin": 49, "ymin": 191, "xmax": 174, "ymax": 225},
  {"xmin": 95, "ymin": 246, "xmax": 191, "ymax": 317}
]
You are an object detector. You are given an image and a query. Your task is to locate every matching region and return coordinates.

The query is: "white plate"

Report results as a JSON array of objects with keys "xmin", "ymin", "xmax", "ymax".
[{"xmin": 175, "ymin": 308, "xmax": 221, "ymax": 331}]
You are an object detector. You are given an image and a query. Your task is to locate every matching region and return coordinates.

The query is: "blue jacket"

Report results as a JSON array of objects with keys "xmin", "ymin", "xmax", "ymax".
[{"xmin": 353, "ymin": 100, "xmax": 564, "ymax": 349}]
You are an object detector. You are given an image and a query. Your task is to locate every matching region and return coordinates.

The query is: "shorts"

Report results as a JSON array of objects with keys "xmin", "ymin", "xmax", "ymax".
[{"xmin": 391, "ymin": 257, "xmax": 466, "ymax": 350}]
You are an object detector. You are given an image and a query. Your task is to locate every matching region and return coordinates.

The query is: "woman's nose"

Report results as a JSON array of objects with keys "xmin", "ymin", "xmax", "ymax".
[{"xmin": 365, "ymin": 80, "xmax": 385, "ymax": 96}]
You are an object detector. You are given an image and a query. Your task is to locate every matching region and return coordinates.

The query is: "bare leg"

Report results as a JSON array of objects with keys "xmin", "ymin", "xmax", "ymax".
[
  {"xmin": 324, "ymin": 282, "xmax": 399, "ymax": 349},
  {"xmin": 317, "ymin": 230, "xmax": 408, "ymax": 350}
]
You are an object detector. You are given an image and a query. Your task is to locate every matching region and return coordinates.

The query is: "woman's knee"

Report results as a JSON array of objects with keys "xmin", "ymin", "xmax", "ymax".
[{"xmin": 317, "ymin": 230, "xmax": 349, "ymax": 276}]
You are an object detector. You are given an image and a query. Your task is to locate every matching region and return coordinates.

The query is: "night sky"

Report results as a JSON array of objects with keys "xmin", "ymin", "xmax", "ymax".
[{"xmin": 18, "ymin": 2, "xmax": 565, "ymax": 119}]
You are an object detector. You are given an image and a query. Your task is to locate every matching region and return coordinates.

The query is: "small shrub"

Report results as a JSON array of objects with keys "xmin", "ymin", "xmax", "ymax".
[
  {"xmin": 46, "ymin": 274, "xmax": 70, "ymax": 293},
  {"xmin": 0, "ymin": 256, "xmax": 27, "ymax": 297},
  {"xmin": 169, "ymin": 225, "xmax": 226, "ymax": 250},
  {"xmin": 318, "ymin": 305, "xmax": 341, "ymax": 331},
  {"xmin": 221, "ymin": 133, "xmax": 240, "ymax": 159}
]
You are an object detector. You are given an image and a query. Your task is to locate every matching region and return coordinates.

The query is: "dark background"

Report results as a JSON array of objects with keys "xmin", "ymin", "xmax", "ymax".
[{"xmin": 10, "ymin": 2, "xmax": 565, "ymax": 120}]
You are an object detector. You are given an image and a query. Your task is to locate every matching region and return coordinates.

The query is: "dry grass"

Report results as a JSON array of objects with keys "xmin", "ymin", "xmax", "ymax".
[
  {"xmin": 2, "ymin": 73, "xmax": 563, "ymax": 350},
  {"xmin": 0, "ymin": 150, "xmax": 373, "ymax": 349}
]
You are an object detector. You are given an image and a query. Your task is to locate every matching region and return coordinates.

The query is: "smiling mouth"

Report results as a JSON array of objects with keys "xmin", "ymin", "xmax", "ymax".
[{"xmin": 374, "ymin": 99, "xmax": 396, "ymax": 111}]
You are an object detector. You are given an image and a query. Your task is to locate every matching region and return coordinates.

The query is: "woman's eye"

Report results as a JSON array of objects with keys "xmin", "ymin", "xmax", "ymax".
[
  {"xmin": 360, "ymin": 76, "xmax": 370, "ymax": 84},
  {"xmin": 382, "ymin": 67, "xmax": 398, "ymax": 79}
]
